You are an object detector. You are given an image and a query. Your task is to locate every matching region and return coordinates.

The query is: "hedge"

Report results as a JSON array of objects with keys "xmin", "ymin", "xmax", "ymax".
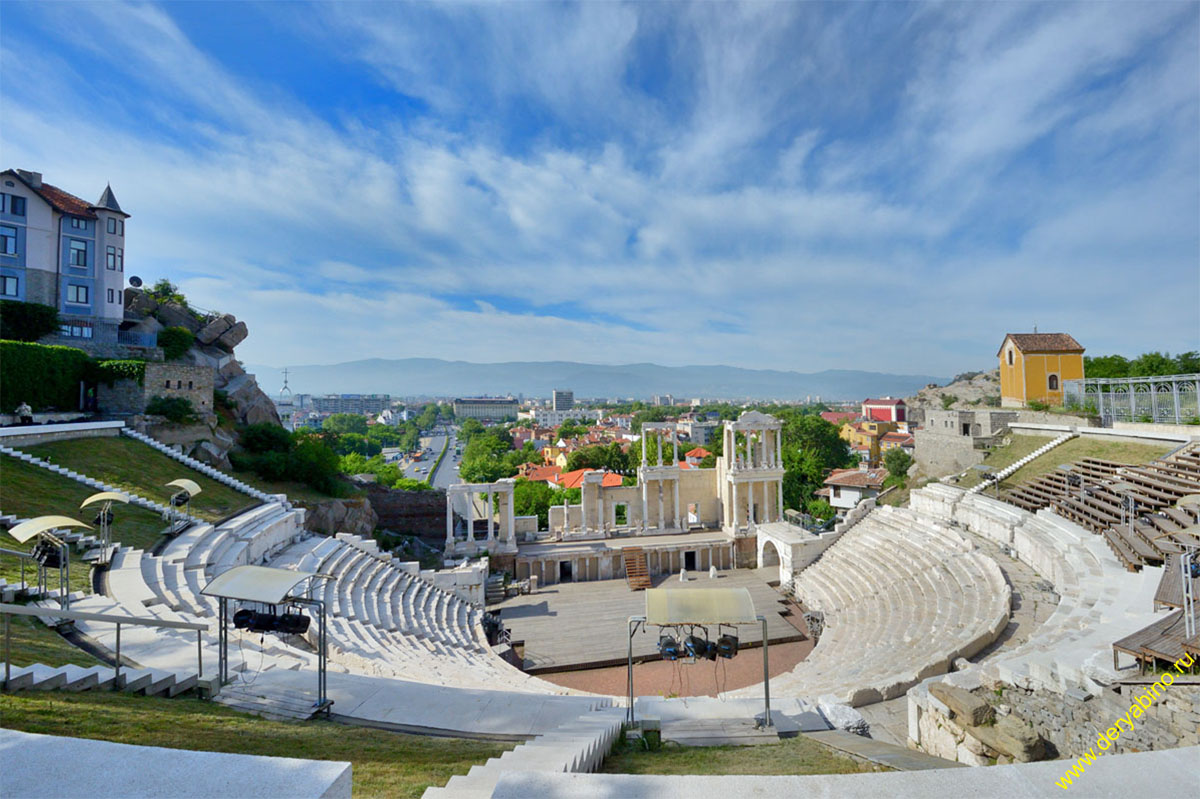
[
  {"xmin": 0, "ymin": 341, "xmax": 92, "ymax": 412},
  {"xmin": 92, "ymin": 359, "xmax": 146, "ymax": 386}
]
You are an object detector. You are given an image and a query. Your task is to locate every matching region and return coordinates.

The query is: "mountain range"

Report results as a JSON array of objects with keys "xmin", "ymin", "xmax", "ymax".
[{"xmin": 243, "ymin": 358, "xmax": 948, "ymax": 402}]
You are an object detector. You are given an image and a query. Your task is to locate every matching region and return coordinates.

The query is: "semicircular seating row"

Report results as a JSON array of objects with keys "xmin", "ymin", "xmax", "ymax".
[
  {"xmin": 53, "ymin": 500, "xmax": 574, "ymax": 696},
  {"xmin": 731, "ymin": 504, "xmax": 1011, "ymax": 707},
  {"xmin": 910, "ymin": 485, "xmax": 1163, "ymax": 692}
]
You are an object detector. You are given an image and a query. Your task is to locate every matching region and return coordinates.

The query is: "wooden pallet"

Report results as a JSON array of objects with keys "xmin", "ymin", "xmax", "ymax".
[{"xmin": 621, "ymin": 547, "xmax": 651, "ymax": 591}]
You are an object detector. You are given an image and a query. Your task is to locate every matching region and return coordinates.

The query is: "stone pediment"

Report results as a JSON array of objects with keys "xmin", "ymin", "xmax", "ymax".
[{"xmin": 732, "ymin": 410, "xmax": 781, "ymax": 428}]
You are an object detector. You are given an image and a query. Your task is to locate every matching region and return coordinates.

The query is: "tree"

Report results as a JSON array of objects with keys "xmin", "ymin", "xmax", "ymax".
[
  {"xmin": 884, "ymin": 447, "xmax": 913, "ymax": 481},
  {"xmin": 323, "ymin": 413, "xmax": 368, "ymax": 435},
  {"xmin": 1129, "ymin": 352, "xmax": 1178, "ymax": 377},
  {"xmin": 458, "ymin": 418, "xmax": 485, "ymax": 442},
  {"xmin": 241, "ymin": 422, "xmax": 292, "ymax": 454},
  {"xmin": 0, "ymin": 300, "xmax": 60, "ymax": 342},
  {"xmin": 1176, "ymin": 351, "xmax": 1200, "ymax": 374},
  {"xmin": 513, "ymin": 479, "xmax": 559, "ymax": 529},
  {"xmin": 157, "ymin": 326, "xmax": 194, "ymax": 360},
  {"xmin": 146, "ymin": 279, "xmax": 188, "ymax": 306},
  {"xmin": 1084, "ymin": 354, "xmax": 1131, "ymax": 379}
]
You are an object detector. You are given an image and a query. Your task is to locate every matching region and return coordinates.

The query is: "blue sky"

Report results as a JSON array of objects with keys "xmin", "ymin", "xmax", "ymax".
[{"xmin": 2, "ymin": 1, "xmax": 1197, "ymax": 375}]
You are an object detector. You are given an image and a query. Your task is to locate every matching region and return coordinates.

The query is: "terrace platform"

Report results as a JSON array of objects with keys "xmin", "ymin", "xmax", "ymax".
[{"xmin": 494, "ymin": 568, "xmax": 805, "ymax": 673}]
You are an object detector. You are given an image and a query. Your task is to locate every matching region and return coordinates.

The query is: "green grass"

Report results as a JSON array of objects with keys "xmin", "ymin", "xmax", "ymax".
[
  {"xmin": 957, "ymin": 435, "xmax": 1175, "ymax": 491},
  {"xmin": 2, "ymin": 612, "xmax": 105, "ymax": 668},
  {"xmin": 602, "ymin": 734, "xmax": 883, "ymax": 776},
  {"xmin": 25, "ymin": 437, "xmax": 257, "ymax": 522},
  {"xmin": 0, "ymin": 690, "xmax": 513, "ymax": 798},
  {"xmin": 230, "ymin": 469, "xmax": 363, "ymax": 504}
]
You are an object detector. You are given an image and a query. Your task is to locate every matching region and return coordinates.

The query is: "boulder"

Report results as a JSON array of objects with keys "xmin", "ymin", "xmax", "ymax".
[
  {"xmin": 817, "ymin": 695, "xmax": 870, "ymax": 736},
  {"xmin": 930, "ymin": 683, "xmax": 994, "ymax": 727},
  {"xmin": 190, "ymin": 440, "xmax": 232, "ymax": 470},
  {"xmin": 303, "ymin": 498, "xmax": 378, "ymax": 536},
  {"xmin": 215, "ymin": 321, "xmax": 248, "ymax": 351},
  {"xmin": 218, "ymin": 358, "xmax": 246, "ymax": 382},
  {"xmin": 124, "ymin": 289, "xmax": 158, "ymax": 317},
  {"xmin": 196, "ymin": 314, "xmax": 235, "ymax": 345},
  {"xmin": 965, "ymin": 716, "xmax": 1046, "ymax": 763},
  {"xmin": 155, "ymin": 302, "xmax": 202, "ymax": 332}
]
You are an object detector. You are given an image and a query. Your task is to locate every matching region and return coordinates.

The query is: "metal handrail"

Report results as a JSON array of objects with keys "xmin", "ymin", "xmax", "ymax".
[
  {"xmin": 0, "ymin": 547, "xmax": 34, "ymax": 597},
  {"xmin": 1, "ymin": 602, "xmax": 208, "ymax": 693}
]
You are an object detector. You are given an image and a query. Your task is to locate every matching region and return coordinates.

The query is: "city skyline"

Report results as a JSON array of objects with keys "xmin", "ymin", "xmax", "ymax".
[{"xmin": 2, "ymin": 1, "xmax": 1197, "ymax": 373}]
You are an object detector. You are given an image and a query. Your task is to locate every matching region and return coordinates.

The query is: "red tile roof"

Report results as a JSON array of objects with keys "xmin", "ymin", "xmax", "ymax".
[
  {"xmin": 863, "ymin": 398, "xmax": 906, "ymax": 406},
  {"xmin": 881, "ymin": 432, "xmax": 914, "ymax": 444},
  {"xmin": 820, "ymin": 411, "xmax": 858, "ymax": 425},
  {"xmin": 685, "ymin": 447, "xmax": 711, "ymax": 458},
  {"xmin": 522, "ymin": 464, "xmax": 562, "ymax": 483},
  {"xmin": 9, "ymin": 173, "xmax": 98, "ymax": 219},
  {"xmin": 998, "ymin": 333, "xmax": 1084, "ymax": 355},
  {"xmin": 555, "ymin": 469, "xmax": 625, "ymax": 489},
  {"xmin": 824, "ymin": 468, "xmax": 888, "ymax": 489}
]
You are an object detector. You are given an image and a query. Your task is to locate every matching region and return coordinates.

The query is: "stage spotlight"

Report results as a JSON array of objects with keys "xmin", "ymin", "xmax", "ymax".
[
  {"xmin": 232, "ymin": 608, "xmax": 256, "ymax": 630},
  {"xmin": 716, "ymin": 634, "xmax": 739, "ymax": 659},
  {"xmin": 92, "ymin": 510, "xmax": 114, "ymax": 525},
  {"xmin": 276, "ymin": 613, "xmax": 310, "ymax": 635},
  {"xmin": 685, "ymin": 634, "xmax": 714, "ymax": 660},
  {"xmin": 170, "ymin": 491, "xmax": 190, "ymax": 507},
  {"xmin": 32, "ymin": 540, "xmax": 63, "ymax": 568},
  {"xmin": 658, "ymin": 635, "xmax": 682, "ymax": 660}
]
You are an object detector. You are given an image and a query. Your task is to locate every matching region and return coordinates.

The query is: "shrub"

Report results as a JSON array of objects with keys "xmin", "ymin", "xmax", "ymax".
[
  {"xmin": 240, "ymin": 422, "xmax": 292, "ymax": 454},
  {"xmin": 940, "ymin": 394, "xmax": 957, "ymax": 410},
  {"xmin": 213, "ymin": 389, "xmax": 236, "ymax": 410},
  {"xmin": 157, "ymin": 326, "xmax": 194, "ymax": 361},
  {"xmin": 1026, "ymin": 399, "xmax": 1051, "ymax": 412},
  {"xmin": 145, "ymin": 395, "xmax": 196, "ymax": 423},
  {"xmin": 147, "ymin": 279, "xmax": 188, "ymax": 307},
  {"xmin": 92, "ymin": 359, "xmax": 146, "ymax": 385},
  {"xmin": 0, "ymin": 341, "xmax": 91, "ymax": 411},
  {"xmin": 289, "ymin": 440, "xmax": 342, "ymax": 494},
  {"xmin": 983, "ymin": 395, "xmax": 1001, "ymax": 407},
  {"xmin": 0, "ymin": 300, "xmax": 60, "ymax": 342}
]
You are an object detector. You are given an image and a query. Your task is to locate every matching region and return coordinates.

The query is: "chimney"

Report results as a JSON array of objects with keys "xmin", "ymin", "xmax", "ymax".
[{"xmin": 15, "ymin": 169, "xmax": 42, "ymax": 188}]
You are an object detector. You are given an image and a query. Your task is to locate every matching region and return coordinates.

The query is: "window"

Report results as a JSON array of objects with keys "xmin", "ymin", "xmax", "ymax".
[
  {"xmin": 1007, "ymin": 349, "xmax": 1014, "ymax": 366},
  {"xmin": 107, "ymin": 288, "xmax": 115, "ymax": 303},
  {"xmin": 176, "ymin": 380, "xmax": 182, "ymax": 389},
  {"xmin": 59, "ymin": 321, "xmax": 93, "ymax": 338},
  {"xmin": 117, "ymin": 249, "xmax": 123, "ymax": 271},
  {"xmin": 165, "ymin": 380, "xmax": 171, "ymax": 388},
  {"xmin": 70, "ymin": 217, "xmax": 86, "ymax": 230},
  {"xmin": 0, "ymin": 225, "xmax": 15, "ymax": 255},
  {"xmin": 188, "ymin": 381, "xmax": 193, "ymax": 389},
  {"xmin": 107, "ymin": 218, "xmax": 116, "ymax": 234},
  {"xmin": 66, "ymin": 284, "xmax": 89, "ymax": 304},
  {"xmin": 118, "ymin": 219, "xmax": 124, "ymax": 236},
  {"xmin": 69, "ymin": 239, "xmax": 87, "ymax": 266},
  {"xmin": 107, "ymin": 245, "xmax": 117, "ymax": 269},
  {"xmin": 1, "ymin": 276, "xmax": 16, "ymax": 296},
  {"xmin": 1, "ymin": 193, "xmax": 25, "ymax": 216},
  {"xmin": 1048, "ymin": 375, "xmax": 1059, "ymax": 391}
]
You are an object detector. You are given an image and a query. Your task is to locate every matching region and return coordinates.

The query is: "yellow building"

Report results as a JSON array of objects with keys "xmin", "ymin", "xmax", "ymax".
[
  {"xmin": 998, "ymin": 333, "xmax": 1085, "ymax": 408},
  {"xmin": 839, "ymin": 420, "xmax": 899, "ymax": 466}
]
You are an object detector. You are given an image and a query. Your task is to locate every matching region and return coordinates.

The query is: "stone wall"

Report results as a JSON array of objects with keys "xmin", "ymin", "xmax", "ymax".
[
  {"xmin": 914, "ymin": 677, "xmax": 1200, "ymax": 764},
  {"xmin": 144, "ymin": 362, "xmax": 214, "ymax": 414},
  {"xmin": 914, "ymin": 429, "xmax": 985, "ymax": 476},
  {"xmin": 366, "ymin": 484, "xmax": 447, "ymax": 538},
  {"xmin": 299, "ymin": 497, "xmax": 378, "ymax": 536}
]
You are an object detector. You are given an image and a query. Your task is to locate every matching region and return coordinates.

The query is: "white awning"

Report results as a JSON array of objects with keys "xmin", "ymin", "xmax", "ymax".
[
  {"xmin": 201, "ymin": 565, "xmax": 316, "ymax": 604},
  {"xmin": 166, "ymin": 478, "xmax": 203, "ymax": 497},
  {"xmin": 80, "ymin": 491, "xmax": 130, "ymax": 508},
  {"xmin": 6, "ymin": 516, "xmax": 91, "ymax": 544},
  {"xmin": 645, "ymin": 587, "xmax": 758, "ymax": 626}
]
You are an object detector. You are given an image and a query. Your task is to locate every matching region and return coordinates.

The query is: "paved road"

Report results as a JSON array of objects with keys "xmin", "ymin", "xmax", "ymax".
[{"xmin": 401, "ymin": 428, "xmax": 461, "ymax": 489}]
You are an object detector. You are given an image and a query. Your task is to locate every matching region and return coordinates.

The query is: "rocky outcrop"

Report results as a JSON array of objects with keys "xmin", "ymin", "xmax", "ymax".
[
  {"xmin": 135, "ymin": 415, "xmax": 237, "ymax": 470},
  {"xmin": 220, "ymin": 373, "xmax": 281, "ymax": 427},
  {"xmin": 301, "ymin": 498, "xmax": 378, "ymax": 536},
  {"xmin": 366, "ymin": 483, "xmax": 447, "ymax": 538},
  {"xmin": 907, "ymin": 369, "xmax": 1002, "ymax": 413}
]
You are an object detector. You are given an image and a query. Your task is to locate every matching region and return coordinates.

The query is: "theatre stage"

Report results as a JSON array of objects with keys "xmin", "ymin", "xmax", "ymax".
[{"xmin": 493, "ymin": 569, "xmax": 806, "ymax": 673}]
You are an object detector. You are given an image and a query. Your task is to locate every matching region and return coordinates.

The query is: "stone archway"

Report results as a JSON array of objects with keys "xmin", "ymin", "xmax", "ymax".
[{"xmin": 759, "ymin": 538, "xmax": 782, "ymax": 569}]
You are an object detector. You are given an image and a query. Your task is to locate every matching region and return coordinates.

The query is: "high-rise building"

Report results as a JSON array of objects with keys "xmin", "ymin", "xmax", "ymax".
[
  {"xmin": 453, "ymin": 397, "xmax": 519, "ymax": 421},
  {"xmin": 552, "ymin": 389, "xmax": 574, "ymax": 411},
  {"xmin": 311, "ymin": 394, "xmax": 391, "ymax": 414}
]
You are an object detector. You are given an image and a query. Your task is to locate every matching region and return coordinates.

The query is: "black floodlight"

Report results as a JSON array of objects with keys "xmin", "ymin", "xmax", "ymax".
[
  {"xmin": 685, "ymin": 634, "xmax": 712, "ymax": 660},
  {"xmin": 658, "ymin": 635, "xmax": 682, "ymax": 660},
  {"xmin": 717, "ymin": 634, "xmax": 739, "ymax": 659},
  {"xmin": 276, "ymin": 613, "xmax": 310, "ymax": 635},
  {"xmin": 170, "ymin": 491, "xmax": 190, "ymax": 507},
  {"xmin": 92, "ymin": 510, "xmax": 114, "ymax": 526}
]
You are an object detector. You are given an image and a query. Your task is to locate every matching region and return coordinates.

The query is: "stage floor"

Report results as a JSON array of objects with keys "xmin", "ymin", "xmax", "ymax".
[{"xmin": 494, "ymin": 569, "xmax": 806, "ymax": 672}]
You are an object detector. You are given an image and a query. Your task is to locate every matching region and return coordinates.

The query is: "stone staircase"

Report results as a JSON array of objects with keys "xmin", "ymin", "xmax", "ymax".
[
  {"xmin": 621, "ymin": 547, "xmax": 651, "ymax": 590},
  {"xmin": 965, "ymin": 431, "xmax": 1076, "ymax": 494},
  {"xmin": 421, "ymin": 705, "xmax": 627, "ymax": 798},
  {"xmin": 3, "ymin": 661, "xmax": 214, "ymax": 697}
]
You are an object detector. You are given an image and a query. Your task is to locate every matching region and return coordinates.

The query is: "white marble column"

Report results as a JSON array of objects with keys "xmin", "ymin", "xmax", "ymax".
[
  {"xmin": 467, "ymin": 491, "xmax": 475, "ymax": 542},
  {"xmin": 748, "ymin": 479, "xmax": 755, "ymax": 525},
  {"xmin": 673, "ymin": 477, "xmax": 681, "ymax": 530},
  {"xmin": 762, "ymin": 480, "xmax": 769, "ymax": 523},
  {"xmin": 642, "ymin": 480, "xmax": 649, "ymax": 533},
  {"xmin": 598, "ymin": 488, "xmax": 605, "ymax": 534},
  {"xmin": 732, "ymin": 481, "xmax": 739, "ymax": 529},
  {"xmin": 777, "ymin": 481, "xmax": 784, "ymax": 521},
  {"xmin": 507, "ymin": 489, "xmax": 515, "ymax": 547},
  {"xmin": 657, "ymin": 433, "xmax": 663, "ymax": 466},
  {"xmin": 672, "ymin": 432, "xmax": 678, "ymax": 466},
  {"xmin": 486, "ymin": 491, "xmax": 495, "ymax": 545},
  {"xmin": 658, "ymin": 479, "xmax": 664, "ymax": 530},
  {"xmin": 446, "ymin": 492, "xmax": 454, "ymax": 548},
  {"xmin": 581, "ymin": 483, "xmax": 589, "ymax": 532},
  {"xmin": 776, "ymin": 428, "xmax": 783, "ymax": 468}
]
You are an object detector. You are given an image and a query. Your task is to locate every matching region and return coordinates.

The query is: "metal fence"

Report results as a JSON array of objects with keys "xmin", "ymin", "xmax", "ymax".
[
  {"xmin": 1063, "ymin": 373, "xmax": 1200, "ymax": 425},
  {"xmin": 117, "ymin": 329, "xmax": 157, "ymax": 348}
]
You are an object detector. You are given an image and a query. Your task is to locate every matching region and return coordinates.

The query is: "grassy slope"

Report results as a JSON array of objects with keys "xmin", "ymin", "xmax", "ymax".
[
  {"xmin": 24, "ymin": 437, "xmax": 256, "ymax": 522},
  {"xmin": 3, "ymin": 614, "xmax": 105, "ymax": 668},
  {"xmin": 601, "ymin": 735, "xmax": 882, "ymax": 776},
  {"xmin": 0, "ymin": 691, "xmax": 513, "ymax": 799},
  {"xmin": 957, "ymin": 435, "xmax": 1175, "ymax": 491}
]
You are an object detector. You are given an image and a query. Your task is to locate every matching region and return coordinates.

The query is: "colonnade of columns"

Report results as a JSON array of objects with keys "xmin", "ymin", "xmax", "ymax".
[
  {"xmin": 515, "ymin": 541, "xmax": 735, "ymax": 585},
  {"xmin": 445, "ymin": 480, "xmax": 517, "ymax": 554},
  {"xmin": 721, "ymin": 412, "xmax": 785, "ymax": 533}
]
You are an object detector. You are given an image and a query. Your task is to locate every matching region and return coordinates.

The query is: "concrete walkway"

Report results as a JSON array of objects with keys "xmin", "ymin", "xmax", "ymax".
[{"xmin": 803, "ymin": 730, "xmax": 965, "ymax": 770}]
